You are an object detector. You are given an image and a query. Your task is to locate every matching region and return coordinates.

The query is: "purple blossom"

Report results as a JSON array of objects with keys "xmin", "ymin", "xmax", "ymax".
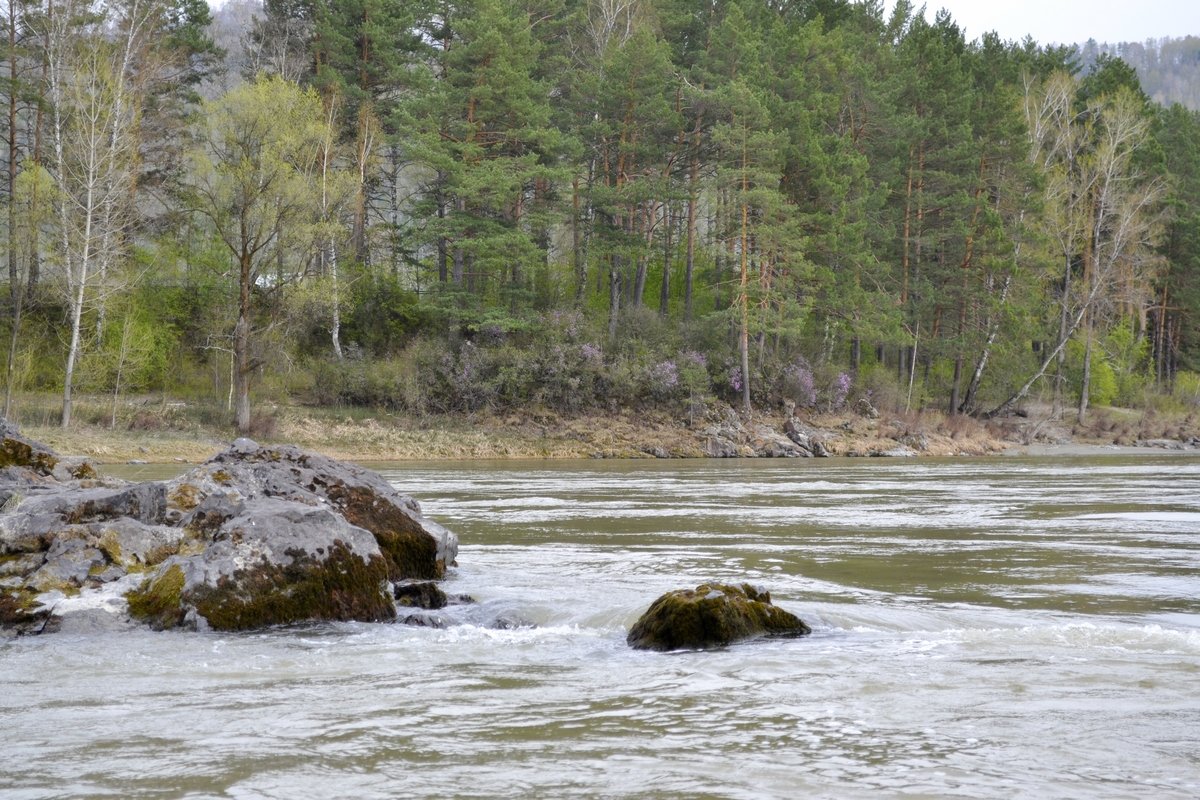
[
  {"xmin": 650, "ymin": 360, "xmax": 679, "ymax": 391},
  {"xmin": 784, "ymin": 359, "xmax": 817, "ymax": 407},
  {"xmin": 547, "ymin": 310, "xmax": 582, "ymax": 340},
  {"xmin": 729, "ymin": 366, "xmax": 743, "ymax": 392},
  {"xmin": 681, "ymin": 350, "xmax": 708, "ymax": 368},
  {"xmin": 580, "ymin": 343, "xmax": 603, "ymax": 363},
  {"xmin": 831, "ymin": 372, "xmax": 853, "ymax": 409}
]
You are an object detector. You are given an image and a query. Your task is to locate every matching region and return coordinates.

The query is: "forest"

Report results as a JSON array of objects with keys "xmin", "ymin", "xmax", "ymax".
[{"xmin": 2, "ymin": 0, "xmax": 1200, "ymax": 435}]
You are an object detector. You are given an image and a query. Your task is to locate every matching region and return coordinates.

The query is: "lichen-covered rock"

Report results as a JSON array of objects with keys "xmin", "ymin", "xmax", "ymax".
[
  {"xmin": 0, "ymin": 420, "xmax": 99, "ymax": 485},
  {"xmin": 0, "ymin": 421, "xmax": 60, "ymax": 476},
  {"xmin": 166, "ymin": 439, "xmax": 457, "ymax": 580},
  {"xmin": 0, "ymin": 425, "xmax": 458, "ymax": 635},
  {"xmin": 626, "ymin": 583, "xmax": 811, "ymax": 651},
  {"xmin": 125, "ymin": 498, "xmax": 396, "ymax": 631}
]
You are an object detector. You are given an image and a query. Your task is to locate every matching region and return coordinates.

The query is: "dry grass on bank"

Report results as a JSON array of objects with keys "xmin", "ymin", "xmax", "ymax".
[{"xmin": 7, "ymin": 392, "xmax": 1197, "ymax": 464}]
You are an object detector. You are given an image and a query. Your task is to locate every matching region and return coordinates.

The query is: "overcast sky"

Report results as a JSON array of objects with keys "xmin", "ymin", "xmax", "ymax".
[
  {"xmin": 204, "ymin": 1, "xmax": 1199, "ymax": 47},
  {"xmin": 885, "ymin": 0, "xmax": 1200, "ymax": 45}
]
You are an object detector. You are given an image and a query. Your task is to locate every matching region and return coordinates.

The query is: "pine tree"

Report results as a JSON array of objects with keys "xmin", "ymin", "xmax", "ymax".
[{"xmin": 1154, "ymin": 104, "xmax": 1200, "ymax": 378}]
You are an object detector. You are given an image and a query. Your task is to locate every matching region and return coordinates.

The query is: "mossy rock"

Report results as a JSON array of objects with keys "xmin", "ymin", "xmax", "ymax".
[
  {"xmin": 168, "ymin": 482, "xmax": 202, "ymax": 512},
  {"xmin": 626, "ymin": 582, "xmax": 811, "ymax": 651},
  {"xmin": 126, "ymin": 564, "xmax": 187, "ymax": 629},
  {"xmin": 0, "ymin": 586, "xmax": 54, "ymax": 634},
  {"xmin": 68, "ymin": 461, "xmax": 98, "ymax": 480},
  {"xmin": 0, "ymin": 435, "xmax": 57, "ymax": 475},
  {"xmin": 324, "ymin": 483, "xmax": 441, "ymax": 581},
  {"xmin": 394, "ymin": 581, "xmax": 449, "ymax": 610},
  {"xmin": 188, "ymin": 544, "xmax": 396, "ymax": 631}
]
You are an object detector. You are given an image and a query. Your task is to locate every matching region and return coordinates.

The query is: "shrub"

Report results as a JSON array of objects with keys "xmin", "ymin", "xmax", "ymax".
[
  {"xmin": 1173, "ymin": 372, "xmax": 1200, "ymax": 408},
  {"xmin": 309, "ymin": 359, "xmax": 408, "ymax": 410},
  {"xmin": 780, "ymin": 358, "xmax": 817, "ymax": 407},
  {"xmin": 856, "ymin": 363, "xmax": 905, "ymax": 413}
]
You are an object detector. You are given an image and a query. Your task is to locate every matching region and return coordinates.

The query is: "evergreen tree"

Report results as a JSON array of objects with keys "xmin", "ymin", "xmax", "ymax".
[{"xmin": 1154, "ymin": 104, "xmax": 1200, "ymax": 378}]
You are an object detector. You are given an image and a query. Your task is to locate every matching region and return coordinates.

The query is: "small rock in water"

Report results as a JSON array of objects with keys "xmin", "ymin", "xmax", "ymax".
[
  {"xmin": 394, "ymin": 581, "xmax": 449, "ymax": 610},
  {"xmin": 626, "ymin": 582, "xmax": 810, "ymax": 651}
]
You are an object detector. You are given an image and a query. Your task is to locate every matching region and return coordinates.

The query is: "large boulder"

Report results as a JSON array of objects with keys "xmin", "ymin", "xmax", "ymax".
[
  {"xmin": 627, "ymin": 582, "xmax": 811, "ymax": 651},
  {"xmin": 0, "ymin": 427, "xmax": 458, "ymax": 635},
  {"xmin": 130, "ymin": 498, "xmax": 397, "ymax": 631},
  {"xmin": 165, "ymin": 439, "xmax": 457, "ymax": 581}
]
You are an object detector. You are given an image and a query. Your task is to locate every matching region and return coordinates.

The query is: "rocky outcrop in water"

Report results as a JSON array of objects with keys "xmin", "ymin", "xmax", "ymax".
[
  {"xmin": 626, "ymin": 582, "xmax": 811, "ymax": 651},
  {"xmin": 0, "ymin": 425, "xmax": 457, "ymax": 635}
]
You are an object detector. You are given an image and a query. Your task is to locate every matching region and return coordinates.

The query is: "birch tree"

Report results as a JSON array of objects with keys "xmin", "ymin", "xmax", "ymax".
[
  {"xmin": 987, "ymin": 79, "xmax": 1164, "ymax": 418},
  {"xmin": 45, "ymin": 0, "xmax": 146, "ymax": 428}
]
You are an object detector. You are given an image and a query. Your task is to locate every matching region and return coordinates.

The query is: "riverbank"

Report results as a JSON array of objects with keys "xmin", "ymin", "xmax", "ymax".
[{"xmin": 13, "ymin": 396, "xmax": 1199, "ymax": 464}]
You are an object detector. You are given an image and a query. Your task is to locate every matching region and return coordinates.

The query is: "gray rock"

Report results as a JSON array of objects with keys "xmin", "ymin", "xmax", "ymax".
[
  {"xmin": 9, "ymin": 483, "xmax": 168, "ymax": 526},
  {"xmin": 90, "ymin": 517, "xmax": 185, "ymax": 570},
  {"xmin": 0, "ymin": 423, "xmax": 460, "ymax": 634},
  {"xmin": 746, "ymin": 422, "xmax": 805, "ymax": 458},
  {"xmin": 167, "ymin": 441, "xmax": 457, "ymax": 578},
  {"xmin": 0, "ymin": 422, "xmax": 62, "ymax": 477},
  {"xmin": 870, "ymin": 446, "xmax": 918, "ymax": 457},
  {"xmin": 855, "ymin": 397, "xmax": 880, "ymax": 419},
  {"xmin": 703, "ymin": 436, "xmax": 740, "ymax": 458},
  {"xmin": 54, "ymin": 607, "xmax": 140, "ymax": 635},
  {"xmin": 898, "ymin": 433, "xmax": 930, "ymax": 452},
  {"xmin": 0, "ymin": 550, "xmax": 45, "ymax": 578},
  {"xmin": 784, "ymin": 417, "xmax": 830, "ymax": 457},
  {"xmin": 27, "ymin": 538, "xmax": 106, "ymax": 592},
  {"xmin": 1137, "ymin": 438, "xmax": 1188, "ymax": 450},
  {"xmin": 120, "ymin": 497, "xmax": 396, "ymax": 631}
]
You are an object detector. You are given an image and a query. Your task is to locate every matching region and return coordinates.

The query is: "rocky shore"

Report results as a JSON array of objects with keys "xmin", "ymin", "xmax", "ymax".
[{"xmin": 18, "ymin": 397, "xmax": 1199, "ymax": 466}]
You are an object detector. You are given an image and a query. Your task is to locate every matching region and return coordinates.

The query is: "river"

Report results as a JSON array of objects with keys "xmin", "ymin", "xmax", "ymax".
[{"xmin": 3, "ymin": 454, "xmax": 1199, "ymax": 798}]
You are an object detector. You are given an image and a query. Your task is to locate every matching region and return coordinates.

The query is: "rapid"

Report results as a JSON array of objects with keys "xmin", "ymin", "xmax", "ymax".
[{"xmin": 3, "ymin": 454, "xmax": 1198, "ymax": 798}]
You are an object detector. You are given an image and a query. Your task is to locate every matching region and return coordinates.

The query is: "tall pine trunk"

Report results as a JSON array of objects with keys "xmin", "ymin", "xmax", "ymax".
[{"xmin": 738, "ymin": 138, "xmax": 751, "ymax": 415}]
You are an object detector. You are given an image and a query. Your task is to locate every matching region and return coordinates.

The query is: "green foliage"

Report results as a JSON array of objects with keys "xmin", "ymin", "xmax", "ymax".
[
  {"xmin": 1103, "ymin": 319, "xmax": 1152, "ymax": 405},
  {"xmin": 1066, "ymin": 338, "xmax": 1118, "ymax": 407},
  {"xmin": 1173, "ymin": 372, "xmax": 1200, "ymax": 407},
  {"xmin": 82, "ymin": 289, "xmax": 178, "ymax": 396},
  {"xmin": 5, "ymin": 1, "xmax": 1195, "ymax": 423}
]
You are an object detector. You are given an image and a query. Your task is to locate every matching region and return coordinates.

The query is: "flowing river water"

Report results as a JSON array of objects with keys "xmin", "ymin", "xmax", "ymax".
[{"xmin": 3, "ymin": 454, "xmax": 1200, "ymax": 798}]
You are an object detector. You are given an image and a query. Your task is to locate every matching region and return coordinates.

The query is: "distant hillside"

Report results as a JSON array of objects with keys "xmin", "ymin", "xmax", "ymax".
[{"xmin": 1076, "ymin": 36, "xmax": 1200, "ymax": 109}]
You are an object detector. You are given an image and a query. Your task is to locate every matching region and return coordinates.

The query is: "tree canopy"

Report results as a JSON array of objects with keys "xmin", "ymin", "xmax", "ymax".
[{"xmin": 2, "ymin": 0, "xmax": 1198, "ymax": 430}]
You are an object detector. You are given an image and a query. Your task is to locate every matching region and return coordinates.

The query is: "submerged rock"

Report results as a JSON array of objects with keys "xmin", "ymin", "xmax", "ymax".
[
  {"xmin": 626, "ymin": 582, "xmax": 811, "ymax": 651},
  {"xmin": 394, "ymin": 581, "xmax": 450, "ymax": 610},
  {"xmin": 0, "ymin": 425, "xmax": 459, "ymax": 634}
]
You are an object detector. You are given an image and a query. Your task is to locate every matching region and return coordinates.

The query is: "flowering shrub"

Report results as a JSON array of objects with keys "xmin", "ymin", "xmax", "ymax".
[
  {"xmin": 782, "ymin": 358, "xmax": 818, "ymax": 407},
  {"xmin": 645, "ymin": 360, "xmax": 680, "ymax": 401},
  {"xmin": 311, "ymin": 323, "xmax": 721, "ymax": 415},
  {"xmin": 830, "ymin": 371, "xmax": 853, "ymax": 410}
]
